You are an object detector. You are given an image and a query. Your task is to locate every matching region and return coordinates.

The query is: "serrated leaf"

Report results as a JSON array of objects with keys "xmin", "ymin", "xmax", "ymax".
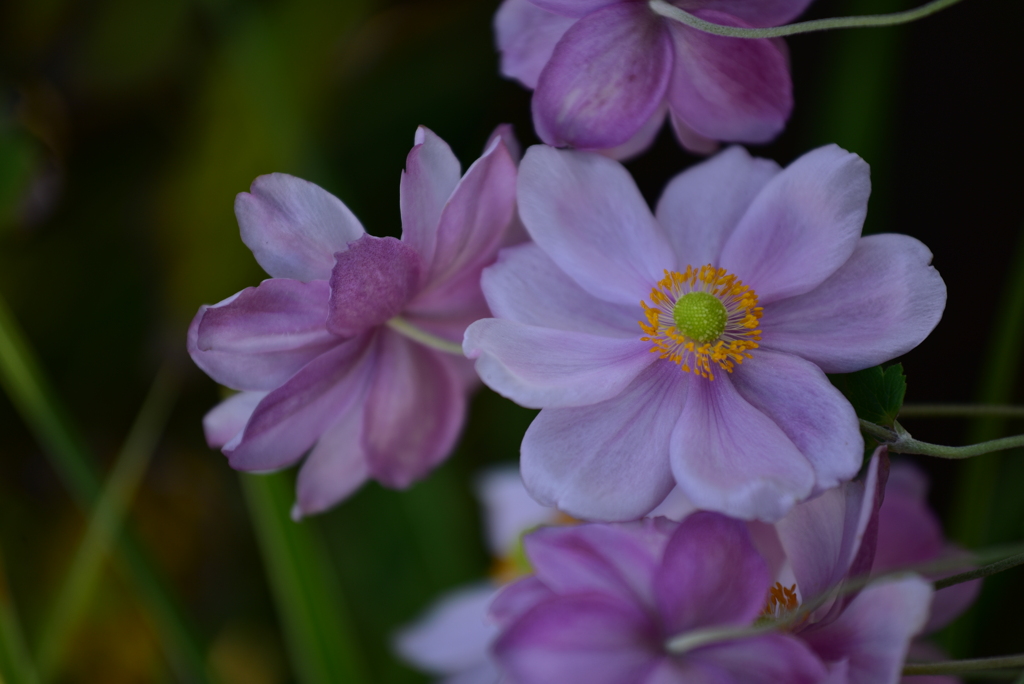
[{"xmin": 828, "ymin": 364, "xmax": 907, "ymax": 427}]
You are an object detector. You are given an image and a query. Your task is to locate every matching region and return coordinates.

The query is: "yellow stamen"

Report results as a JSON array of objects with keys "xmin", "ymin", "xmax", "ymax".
[
  {"xmin": 760, "ymin": 582, "xmax": 799, "ymax": 621},
  {"xmin": 638, "ymin": 265, "xmax": 762, "ymax": 380}
]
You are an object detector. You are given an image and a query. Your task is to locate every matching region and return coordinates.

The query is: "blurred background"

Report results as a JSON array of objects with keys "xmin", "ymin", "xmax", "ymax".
[{"xmin": 1, "ymin": 0, "xmax": 1022, "ymax": 681}]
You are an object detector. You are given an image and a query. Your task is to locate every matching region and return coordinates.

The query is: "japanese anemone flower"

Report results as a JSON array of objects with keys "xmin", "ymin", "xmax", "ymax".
[{"xmin": 465, "ymin": 144, "xmax": 946, "ymax": 522}]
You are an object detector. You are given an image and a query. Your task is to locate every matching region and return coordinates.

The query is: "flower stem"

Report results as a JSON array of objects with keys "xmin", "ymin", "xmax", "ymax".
[
  {"xmin": 899, "ymin": 404, "xmax": 1024, "ymax": 418},
  {"xmin": 903, "ymin": 654, "xmax": 1024, "ymax": 676},
  {"xmin": 386, "ymin": 317, "xmax": 465, "ymax": 355},
  {"xmin": 934, "ymin": 550, "xmax": 1024, "ymax": 590},
  {"xmin": 860, "ymin": 419, "xmax": 1024, "ymax": 459},
  {"xmin": 648, "ymin": 0, "xmax": 965, "ymax": 38}
]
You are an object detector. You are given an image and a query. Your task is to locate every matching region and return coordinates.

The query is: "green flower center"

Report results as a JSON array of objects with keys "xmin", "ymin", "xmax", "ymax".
[{"xmin": 672, "ymin": 291, "xmax": 728, "ymax": 343}]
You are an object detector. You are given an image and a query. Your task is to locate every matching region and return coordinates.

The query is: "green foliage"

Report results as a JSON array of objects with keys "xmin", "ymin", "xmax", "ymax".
[{"xmin": 829, "ymin": 363, "xmax": 907, "ymax": 427}]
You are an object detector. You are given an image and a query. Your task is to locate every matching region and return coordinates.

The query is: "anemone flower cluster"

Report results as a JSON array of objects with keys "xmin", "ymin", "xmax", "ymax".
[
  {"xmin": 465, "ymin": 143, "xmax": 946, "ymax": 523},
  {"xmin": 495, "ymin": 0, "xmax": 812, "ymax": 156},
  {"xmin": 188, "ymin": 127, "xmax": 517, "ymax": 518}
]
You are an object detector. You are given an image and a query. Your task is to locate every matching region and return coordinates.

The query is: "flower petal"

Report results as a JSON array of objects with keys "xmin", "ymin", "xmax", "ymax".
[
  {"xmin": 236, "ymin": 173, "xmax": 365, "ymax": 281},
  {"xmin": 363, "ymin": 331, "xmax": 466, "ymax": 488},
  {"xmin": 671, "ymin": 373, "xmax": 815, "ymax": 522},
  {"xmin": 533, "ymin": 3, "xmax": 672, "ymax": 150},
  {"xmin": 417, "ymin": 136, "xmax": 517, "ymax": 296},
  {"xmin": 730, "ymin": 348, "xmax": 862, "ymax": 495},
  {"xmin": 655, "ymin": 146, "xmax": 779, "ymax": 267},
  {"xmin": 688, "ymin": 0, "xmax": 815, "ymax": 27},
  {"xmin": 518, "ymin": 146, "xmax": 673, "ymax": 304},
  {"xmin": 760, "ymin": 234, "xmax": 946, "ymax": 373},
  {"xmin": 188, "ymin": 279, "xmax": 336, "ymax": 391},
  {"xmin": 476, "ymin": 466, "xmax": 559, "ymax": 556},
  {"xmin": 465, "ymin": 319, "xmax": 652, "ymax": 409},
  {"xmin": 774, "ymin": 451, "xmax": 883, "ymax": 611},
  {"xmin": 400, "ymin": 127, "xmax": 462, "ymax": 271},
  {"xmin": 481, "ymin": 242, "xmax": 639, "ymax": 337},
  {"xmin": 801, "ymin": 576, "xmax": 932, "ymax": 684},
  {"xmin": 600, "ymin": 106, "xmax": 667, "ymax": 161},
  {"xmin": 527, "ymin": 0, "xmax": 620, "ymax": 18},
  {"xmin": 654, "ymin": 512, "xmax": 769, "ymax": 634},
  {"xmin": 494, "ymin": 594, "xmax": 659, "ymax": 684},
  {"xmin": 394, "ymin": 584, "xmax": 498, "ymax": 675},
  {"xmin": 202, "ymin": 391, "xmax": 267, "ymax": 449},
  {"xmin": 491, "ymin": 576, "xmax": 556, "ymax": 627},
  {"xmin": 669, "ymin": 112, "xmax": 719, "ymax": 155},
  {"xmin": 524, "ymin": 519, "xmax": 675, "ymax": 607},
  {"xmin": 224, "ymin": 333, "xmax": 374, "ymax": 471},
  {"xmin": 718, "ymin": 145, "xmax": 870, "ymax": 304},
  {"xmin": 521, "ymin": 364, "xmax": 688, "ymax": 521},
  {"xmin": 326, "ymin": 235, "xmax": 422, "ymax": 337},
  {"xmin": 667, "ymin": 13, "xmax": 791, "ymax": 145},
  {"xmin": 496, "ymin": 0, "xmax": 577, "ymax": 89},
  {"xmin": 293, "ymin": 407, "xmax": 370, "ymax": 518},
  {"xmin": 691, "ymin": 635, "xmax": 828, "ymax": 684}
]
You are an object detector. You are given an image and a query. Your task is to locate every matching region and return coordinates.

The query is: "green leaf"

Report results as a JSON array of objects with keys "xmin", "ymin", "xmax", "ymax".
[
  {"xmin": 829, "ymin": 363, "xmax": 907, "ymax": 428},
  {"xmin": 241, "ymin": 472, "xmax": 368, "ymax": 684}
]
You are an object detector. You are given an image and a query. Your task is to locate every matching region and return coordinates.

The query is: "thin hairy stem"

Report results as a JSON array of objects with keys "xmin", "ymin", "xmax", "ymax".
[
  {"xmin": 934, "ymin": 551, "xmax": 1024, "ymax": 590},
  {"xmin": 904, "ymin": 655, "xmax": 1024, "ymax": 676},
  {"xmin": 900, "ymin": 404, "xmax": 1024, "ymax": 418},
  {"xmin": 860, "ymin": 420, "xmax": 1024, "ymax": 459},
  {"xmin": 649, "ymin": 0, "xmax": 965, "ymax": 38}
]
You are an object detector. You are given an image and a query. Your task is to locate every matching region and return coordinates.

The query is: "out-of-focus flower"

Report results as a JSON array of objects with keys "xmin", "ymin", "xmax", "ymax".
[
  {"xmin": 394, "ymin": 468, "xmax": 563, "ymax": 683},
  {"xmin": 493, "ymin": 449, "xmax": 938, "ymax": 684},
  {"xmin": 188, "ymin": 127, "xmax": 517, "ymax": 517},
  {"xmin": 492, "ymin": 512, "xmax": 832, "ymax": 684},
  {"xmin": 465, "ymin": 144, "xmax": 946, "ymax": 522},
  {"xmin": 495, "ymin": 0, "xmax": 811, "ymax": 157},
  {"xmin": 871, "ymin": 462, "xmax": 981, "ymax": 684}
]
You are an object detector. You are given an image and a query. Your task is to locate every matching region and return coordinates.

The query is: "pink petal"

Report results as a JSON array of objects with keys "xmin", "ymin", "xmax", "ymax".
[
  {"xmin": 654, "ymin": 145, "xmax": 779, "ymax": 267},
  {"xmin": 527, "ymin": 0, "xmax": 620, "ymax": 18},
  {"xmin": 730, "ymin": 348, "xmax": 862, "ymax": 496},
  {"xmin": 476, "ymin": 466, "xmax": 559, "ymax": 556},
  {"xmin": 654, "ymin": 512, "xmax": 769, "ymax": 634},
  {"xmin": 481, "ymin": 242, "xmax": 640, "ymax": 338},
  {"xmin": 760, "ymin": 234, "xmax": 946, "ymax": 373},
  {"xmin": 491, "ymin": 576, "xmax": 556, "ymax": 627},
  {"xmin": 671, "ymin": 373, "xmax": 815, "ymax": 522},
  {"xmin": 188, "ymin": 279, "xmax": 336, "ymax": 391},
  {"xmin": 495, "ymin": 0, "xmax": 576, "ymax": 89},
  {"xmin": 719, "ymin": 144, "xmax": 870, "ymax": 304},
  {"xmin": 494, "ymin": 594, "xmax": 659, "ymax": 684},
  {"xmin": 533, "ymin": 3, "xmax": 672, "ymax": 150},
  {"xmin": 688, "ymin": 0, "xmax": 815, "ymax": 27},
  {"xmin": 363, "ymin": 331, "xmax": 467, "ymax": 489},
  {"xmin": 236, "ymin": 173, "xmax": 365, "ymax": 281},
  {"xmin": 202, "ymin": 391, "xmax": 267, "ymax": 449},
  {"xmin": 600, "ymin": 105, "xmax": 667, "ymax": 161},
  {"xmin": 666, "ymin": 12, "xmax": 791, "ymax": 144},
  {"xmin": 802, "ymin": 576, "xmax": 932, "ymax": 684},
  {"xmin": 525, "ymin": 520, "xmax": 674, "ymax": 608},
  {"xmin": 670, "ymin": 112, "xmax": 719, "ymax": 155},
  {"xmin": 326, "ymin": 235, "xmax": 423, "ymax": 337},
  {"xmin": 518, "ymin": 146, "xmax": 674, "ymax": 304},
  {"xmin": 486, "ymin": 123, "xmax": 523, "ymax": 164},
  {"xmin": 416, "ymin": 136, "xmax": 517, "ymax": 298},
  {"xmin": 521, "ymin": 364, "xmax": 688, "ymax": 521},
  {"xmin": 293, "ymin": 407, "xmax": 370, "ymax": 518},
  {"xmin": 691, "ymin": 635, "xmax": 828, "ymax": 684},
  {"xmin": 224, "ymin": 333, "xmax": 374, "ymax": 471},
  {"xmin": 393, "ymin": 584, "xmax": 499, "ymax": 675},
  {"xmin": 464, "ymin": 318, "xmax": 653, "ymax": 409},
  {"xmin": 400, "ymin": 127, "xmax": 462, "ymax": 271}
]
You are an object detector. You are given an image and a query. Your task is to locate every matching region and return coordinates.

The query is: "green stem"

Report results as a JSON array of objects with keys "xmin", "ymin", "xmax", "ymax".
[
  {"xmin": 903, "ymin": 655, "xmax": 1024, "ymax": 676},
  {"xmin": 386, "ymin": 317, "xmax": 464, "ymax": 356},
  {"xmin": 648, "ymin": 0, "xmax": 965, "ymax": 38},
  {"xmin": 34, "ymin": 368, "xmax": 178, "ymax": 682},
  {"xmin": 860, "ymin": 419, "xmax": 1024, "ymax": 459},
  {"xmin": 0, "ymin": 547, "xmax": 39, "ymax": 684},
  {"xmin": 934, "ymin": 551, "xmax": 1024, "ymax": 591},
  {"xmin": 900, "ymin": 404, "xmax": 1024, "ymax": 418},
  {"xmin": 241, "ymin": 473, "xmax": 368, "ymax": 684},
  {"xmin": 0, "ymin": 290, "xmax": 213, "ymax": 682}
]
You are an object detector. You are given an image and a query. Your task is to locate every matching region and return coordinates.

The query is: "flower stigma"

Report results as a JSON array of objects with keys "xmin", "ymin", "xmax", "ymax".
[{"xmin": 639, "ymin": 265, "xmax": 762, "ymax": 380}]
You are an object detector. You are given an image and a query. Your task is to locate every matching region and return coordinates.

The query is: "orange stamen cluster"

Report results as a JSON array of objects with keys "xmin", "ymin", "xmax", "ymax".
[
  {"xmin": 638, "ymin": 265, "xmax": 762, "ymax": 380},
  {"xmin": 760, "ymin": 582, "xmax": 799, "ymax": 621}
]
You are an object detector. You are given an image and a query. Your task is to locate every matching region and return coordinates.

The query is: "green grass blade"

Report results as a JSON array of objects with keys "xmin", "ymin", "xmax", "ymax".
[
  {"xmin": 33, "ymin": 368, "xmax": 178, "ymax": 682},
  {"xmin": 0, "ymin": 547, "xmax": 39, "ymax": 684},
  {"xmin": 241, "ymin": 473, "xmax": 368, "ymax": 684},
  {"xmin": 0, "ymin": 290, "xmax": 213, "ymax": 682}
]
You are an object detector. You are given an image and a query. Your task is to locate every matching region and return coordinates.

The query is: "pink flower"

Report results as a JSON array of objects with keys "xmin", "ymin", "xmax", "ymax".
[
  {"xmin": 495, "ymin": 0, "xmax": 812, "ymax": 157},
  {"xmin": 188, "ymin": 127, "xmax": 517, "ymax": 517},
  {"xmin": 465, "ymin": 144, "xmax": 946, "ymax": 522}
]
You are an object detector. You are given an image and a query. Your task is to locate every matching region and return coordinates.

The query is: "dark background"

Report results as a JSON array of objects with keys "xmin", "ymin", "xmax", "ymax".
[{"xmin": 1, "ymin": 0, "xmax": 1022, "ymax": 681}]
